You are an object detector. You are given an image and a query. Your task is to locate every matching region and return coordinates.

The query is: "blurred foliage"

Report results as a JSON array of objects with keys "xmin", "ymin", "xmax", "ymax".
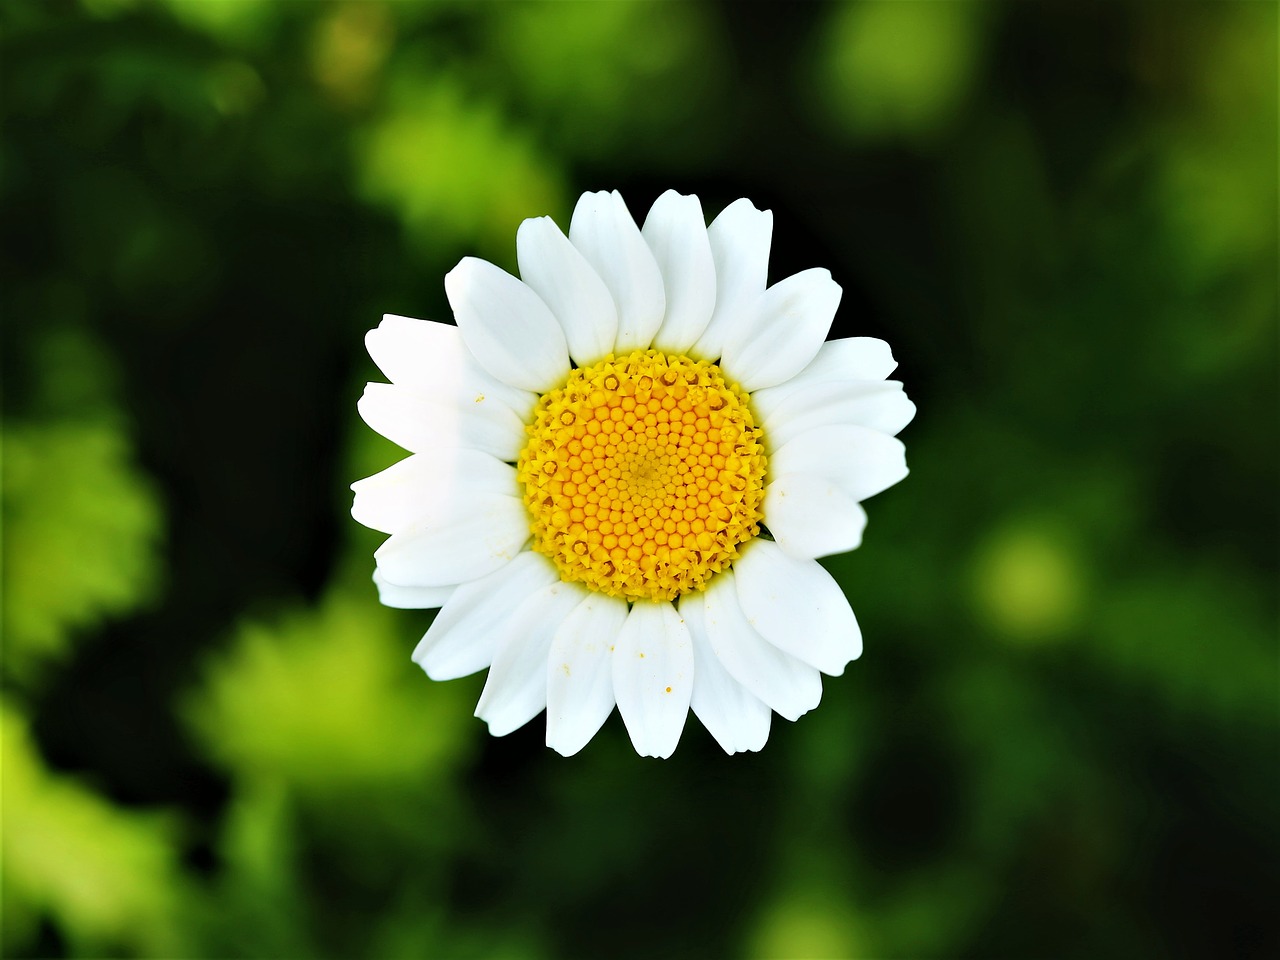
[
  {"xmin": 1, "ymin": 319, "xmax": 164, "ymax": 683},
  {"xmin": 809, "ymin": 0, "xmax": 988, "ymax": 143},
  {"xmin": 184, "ymin": 582, "xmax": 473, "ymax": 798},
  {"xmin": 2, "ymin": 1, "xmax": 1276, "ymax": 959},
  {"xmin": 1, "ymin": 702, "xmax": 187, "ymax": 956},
  {"xmin": 488, "ymin": 0, "xmax": 727, "ymax": 164},
  {"xmin": 2, "ymin": 421, "xmax": 163, "ymax": 682},
  {"xmin": 357, "ymin": 75, "xmax": 566, "ymax": 257}
]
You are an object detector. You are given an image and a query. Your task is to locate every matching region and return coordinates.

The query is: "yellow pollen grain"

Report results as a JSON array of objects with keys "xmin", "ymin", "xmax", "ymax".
[{"xmin": 517, "ymin": 350, "xmax": 767, "ymax": 602}]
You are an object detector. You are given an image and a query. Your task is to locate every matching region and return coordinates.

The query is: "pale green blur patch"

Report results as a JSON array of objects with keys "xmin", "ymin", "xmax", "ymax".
[
  {"xmin": 205, "ymin": 59, "xmax": 266, "ymax": 117},
  {"xmin": 191, "ymin": 778, "xmax": 318, "ymax": 958},
  {"xmin": 970, "ymin": 519, "xmax": 1086, "ymax": 643},
  {"xmin": 154, "ymin": 0, "xmax": 281, "ymax": 49},
  {"xmin": 357, "ymin": 76, "xmax": 565, "ymax": 259},
  {"xmin": 1156, "ymin": 3, "xmax": 1277, "ymax": 285},
  {"xmin": 1, "ymin": 421, "xmax": 164, "ymax": 681},
  {"xmin": 1, "ymin": 702, "xmax": 188, "ymax": 956},
  {"xmin": 811, "ymin": 0, "xmax": 986, "ymax": 142},
  {"xmin": 184, "ymin": 586, "xmax": 474, "ymax": 797},
  {"xmin": 307, "ymin": 2, "xmax": 394, "ymax": 109},
  {"xmin": 749, "ymin": 873, "xmax": 865, "ymax": 959}
]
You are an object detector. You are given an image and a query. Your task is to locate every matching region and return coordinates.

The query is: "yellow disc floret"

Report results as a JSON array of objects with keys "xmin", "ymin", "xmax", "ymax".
[{"xmin": 517, "ymin": 350, "xmax": 767, "ymax": 602}]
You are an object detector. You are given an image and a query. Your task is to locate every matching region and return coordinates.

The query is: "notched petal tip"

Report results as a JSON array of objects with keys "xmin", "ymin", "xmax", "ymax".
[
  {"xmin": 570, "ymin": 189, "xmax": 665, "ymax": 355},
  {"xmin": 518, "ymin": 212, "xmax": 619, "ymax": 366},
  {"xmin": 723, "ymin": 267, "xmax": 843, "ymax": 391},
  {"xmin": 612, "ymin": 601, "xmax": 693, "ymax": 759},
  {"xmin": 444, "ymin": 256, "xmax": 570, "ymax": 394}
]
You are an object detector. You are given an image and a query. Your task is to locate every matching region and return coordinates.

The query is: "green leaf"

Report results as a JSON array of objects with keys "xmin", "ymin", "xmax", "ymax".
[
  {"xmin": 1, "ymin": 421, "xmax": 164, "ymax": 684},
  {"xmin": 1, "ymin": 701, "xmax": 189, "ymax": 956}
]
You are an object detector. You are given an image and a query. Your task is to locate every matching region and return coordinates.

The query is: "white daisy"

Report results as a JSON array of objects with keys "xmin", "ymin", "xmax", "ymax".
[{"xmin": 352, "ymin": 190, "xmax": 914, "ymax": 758}]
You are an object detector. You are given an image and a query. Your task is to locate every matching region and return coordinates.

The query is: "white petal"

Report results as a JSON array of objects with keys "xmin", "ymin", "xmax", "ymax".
[
  {"xmin": 733, "ymin": 540, "xmax": 862, "ymax": 676},
  {"xmin": 641, "ymin": 190, "xmax": 716, "ymax": 354},
  {"xmin": 373, "ymin": 569, "xmax": 454, "ymax": 609},
  {"xmin": 569, "ymin": 190, "xmax": 666, "ymax": 353},
  {"xmin": 444, "ymin": 257, "xmax": 570, "ymax": 393},
  {"xmin": 611, "ymin": 601, "xmax": 693, "ymax": 758},
  {"xmin": 356, "ymin": 382, "xmax": 528, "ymax": 461},
  {"xmin": 690, "ymin": 199, "xmax": 773, "ymax": 361},
  {"xmin": 545, "ymin": 592, "xmax": 630, "ymax": 757},
  {"xmin": 373, "ymin": 494, "xmax": 530, "ymax": 587},
  {"xmin": 770, "ymin": 424, "xmax": 909, "ymax": 504},
  {"xmin": 751, "ymin": 336, "xmax": 898, "ymax": 419},
  {"xmin": 721, "ymin": 268, "xmax": 841, "ymax": 391},
  {"xmin": 351, "ymin": 450, "xmax": 518, "ymax": 535},
  {"xmin": 762, "ymin": 473, "xmax": 867, "ymax": 560},
  {"xmin": 700, "ymin": 570, "xmax": 821, "ymax": 722},
  {"xmin": 365, "ymin": 314, "xmax": 537, "ymax": 423},
  {"xmin": 474, "ymin": 579, "xmax": 588, "ymax": 737},
  {"xmin": 761, "ymin": 379, "xmax": 916, "ymax": 451},
  {"xmin": 679, "ymin": 590, "xmax": 771, "ymax": 754},
  {"xmin": 413, "ymin": 551, "xmax": 559, "ymax": 680},
  {"xmin": 516, "ymin": 216, "xmax": 618, "ymax": 366}
]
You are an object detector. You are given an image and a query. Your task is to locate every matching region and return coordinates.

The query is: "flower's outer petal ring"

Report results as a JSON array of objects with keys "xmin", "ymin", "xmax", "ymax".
[
  {"xmin": 770, "ymin": 423, "xmax": 909, "ymax": 504},
  {"xmin": 721, "ymin": 268, "xmax": 842, "ymax": 391},
  {"xmin": 365, "ymin": 315, "xmax": 537, "ymax": 423},
  {"xmin": 690, "ymin": 199, "xmax": 773, "ymax": 361},
  {"xmin": 516, "ymin": 216, "xmax": 619, "ymax": 367},
  {"xmin": 545, "ymin": 592, "xmax": 630, "ymax": 757},
  {"xmin": 680, "ymin": 590, "xmax": 771, "ymax": 754},
  {"xmin": 373, "ymin": 569, "xmax": 454, "ymax": 609},
  {"xmin": 374, "ymin": 494, "xmax": 530, "ymax": 588},
  {"xmin": 761, "ymin": 379, "xmax": 916, "ymax": 452},
  {"xmin": 642, "ymin": 190, "xmax": 717, "ymax": 354},
  {"xmin": 701, "ymin": 570, "xmax": 821, "ymax": 722},
  {"xmin": 569, "ymin": 190, "xmax": 666, "ymax": 353},
  {"xmin": 750, "ymin": 336, "xmax": 898, "ymax": 419},
  {"xmin": 733, "ymin": 540, "xmax": 862, "ymax": 676},
  {"xmin": 352, "ymin": 450, "xmax": 518, "ymax": 535},
  {"xmin": 413, "ymin": 551, "xmax": 559, "ymax": 680},
  {"xmin": 357, "ymin": 382, "xmax": 528, "ymax": 462},
  {"xmin": 444, "ymin": 257, "xmax": 570, "ymax": 393},
  {"xmin": 612, "ymin": 600, "xmax": 694, "ymax": 759},
  {"xmin": 762, "ymin": 473, "xmax": 868, "ymax": 560},
  {"xmin": 475, "ymin": 580, "xmax": 589, "ymax": 737}
]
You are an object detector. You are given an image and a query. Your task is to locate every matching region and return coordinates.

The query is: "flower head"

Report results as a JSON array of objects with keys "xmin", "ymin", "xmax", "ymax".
[{"xmin": 353, "ymin": 190, "xmax": 914, "ymax": 757}]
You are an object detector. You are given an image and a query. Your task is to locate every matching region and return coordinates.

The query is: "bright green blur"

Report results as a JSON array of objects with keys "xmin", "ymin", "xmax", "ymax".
[{"xmin": 2, "ymin": 1, "xmax": 1276, "ymax": 958}]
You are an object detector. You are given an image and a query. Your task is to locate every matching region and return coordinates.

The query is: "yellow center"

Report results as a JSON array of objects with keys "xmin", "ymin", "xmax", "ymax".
[{"xmin": 517, "ymin": 350, "xmax": 767, "ymax": 602}]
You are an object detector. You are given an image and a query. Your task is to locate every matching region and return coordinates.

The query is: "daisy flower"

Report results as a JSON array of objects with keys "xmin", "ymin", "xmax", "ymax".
[{"xmin": 352, "ymin": 190, "xmax": 914, "ymax": 758}]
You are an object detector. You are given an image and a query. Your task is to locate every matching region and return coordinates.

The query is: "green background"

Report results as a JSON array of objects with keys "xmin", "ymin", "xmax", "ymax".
[{"xmin": 2, "ymin": 1, "xmax": 1277, "ymax": 957}]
